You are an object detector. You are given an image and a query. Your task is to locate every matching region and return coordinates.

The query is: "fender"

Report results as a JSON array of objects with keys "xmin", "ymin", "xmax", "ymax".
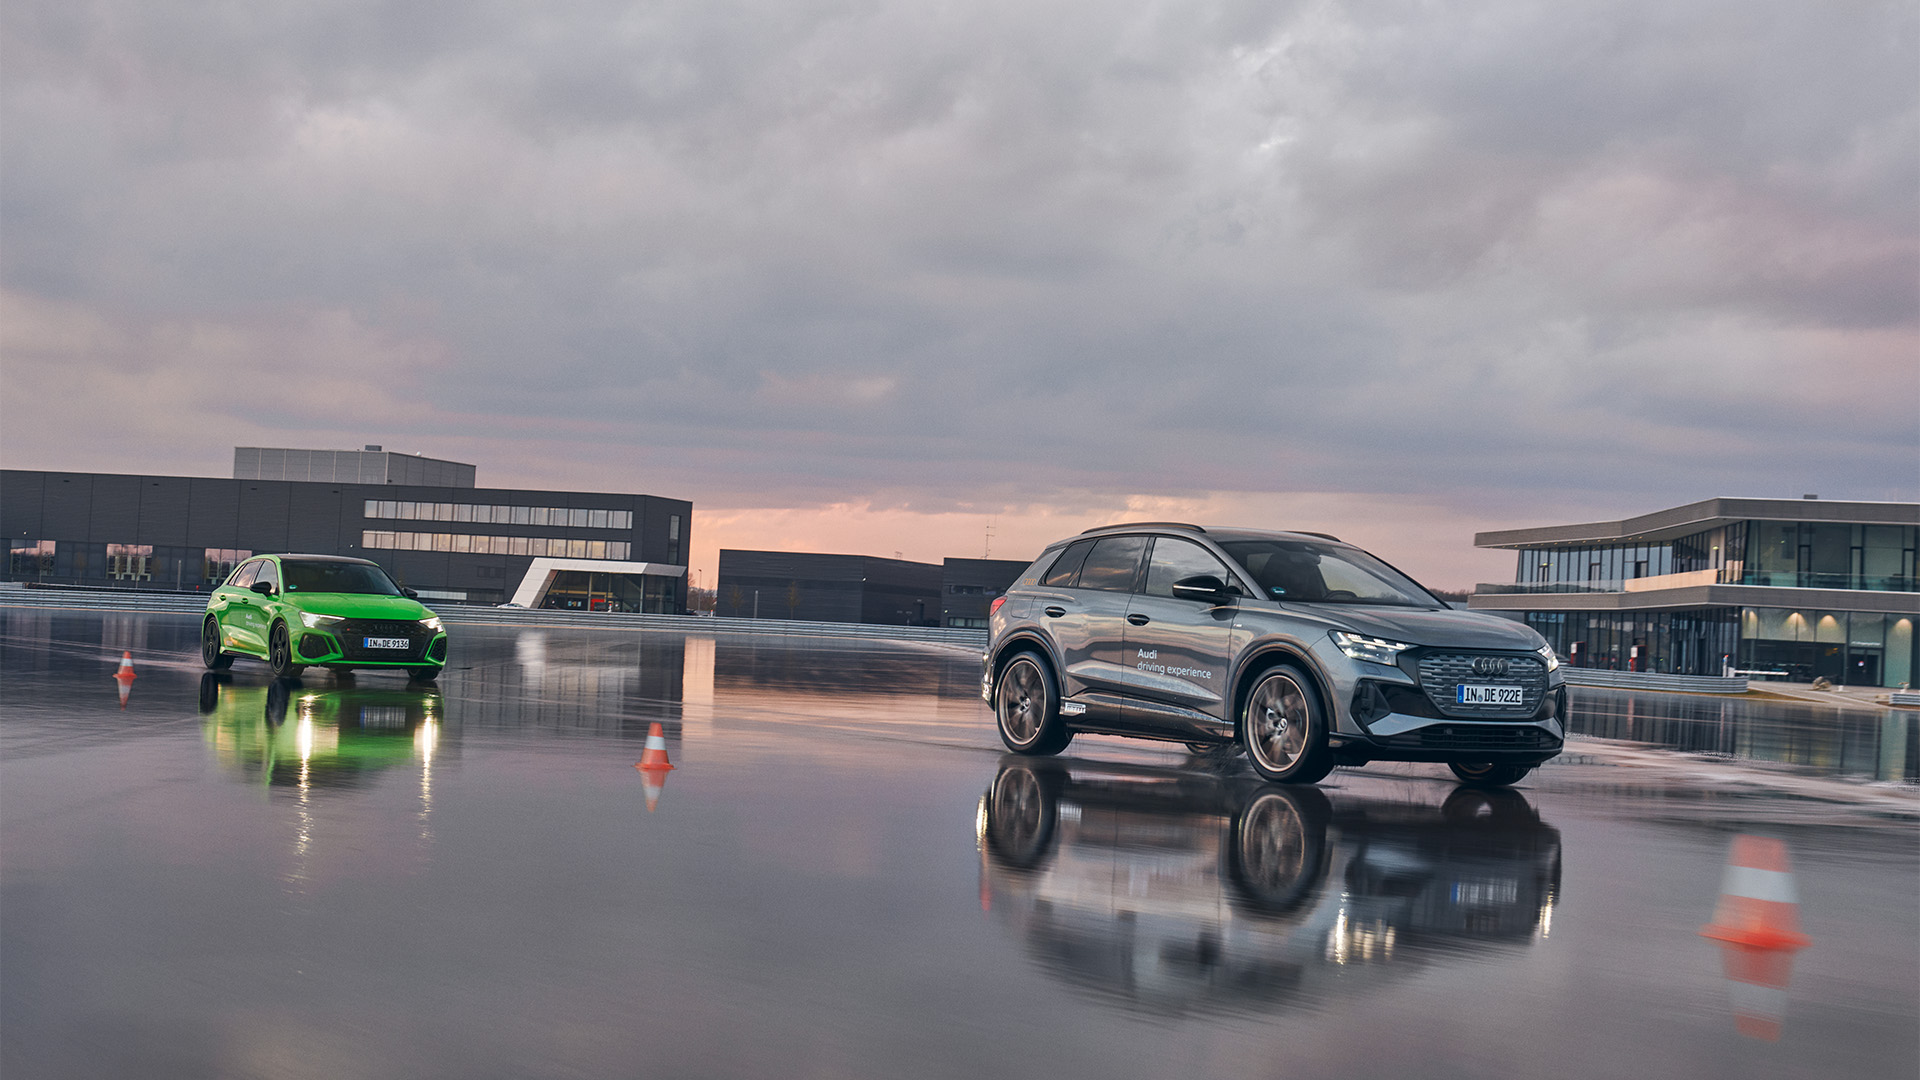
[
  {"xmin": 989, "ymin": 628, "xmax": 1064, "ymax": 687},
  {"xmin": 1227, "ymin": 636, "xmax": 1338, "ymax": 738}
]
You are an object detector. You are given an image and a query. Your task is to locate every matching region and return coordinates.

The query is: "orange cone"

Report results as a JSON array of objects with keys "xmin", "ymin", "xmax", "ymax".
[
  {"xmin": 633, "ymin": 722, "xmax": 674, "ymax": 812},
  {"xmin": 636, "ymin": 722, "xmax": 674, "ymax": 772},
  {"xmin": 1700, "ymin": 835, "xmax": 1810, "ymax": 1041},
  {"xmin": 113, "ymin": 651, "xmax": 136, "ymax": 709},
  {"xmin": 1701, "ymin": 835, "xmax": 1811, "ymax": 951}
]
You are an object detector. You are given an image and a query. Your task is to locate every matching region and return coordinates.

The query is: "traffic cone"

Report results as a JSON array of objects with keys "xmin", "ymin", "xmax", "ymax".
[
  {"xmin": 636, "ymin": 722, "xmax": 674, "ymax": 772},
  {"xmin": 113, "ymin": 651, "xmax": 136, "ymax": 709},
  {"xmin": 633, "ymin": 722, "xmax": 674, "ymax": 812},
  {"xmin": 1700, "ymin": 835, "xmax": 1810, "ymax": 1041}
]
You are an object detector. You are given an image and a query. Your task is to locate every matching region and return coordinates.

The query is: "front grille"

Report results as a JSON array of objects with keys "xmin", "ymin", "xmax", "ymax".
[
  {"xmin": 333, "ymin": 619, "xmax": 432, "ymax": 662},
  {"xmin": 1374, "ymin": 724, "xmax": 1560, "ymax": 752},
  {"xmin": 1417, "ymin": 653, "xmax": 1547, "ymax": 717}
]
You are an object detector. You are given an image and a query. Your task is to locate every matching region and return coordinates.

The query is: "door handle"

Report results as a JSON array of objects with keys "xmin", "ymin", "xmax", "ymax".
[
  {"xmin": 1043, "ymin": 606, "xmax": 1066, "ymax": 618},
  {"xmin": 1127, "ymin": 613, "xmax": 1150, "ymax": 626}
]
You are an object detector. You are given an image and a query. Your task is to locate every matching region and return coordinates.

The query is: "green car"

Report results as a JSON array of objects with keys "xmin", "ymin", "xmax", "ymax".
[{"xmin": 202, "ymin": 554, "xmax": 448, "ymax": 682}]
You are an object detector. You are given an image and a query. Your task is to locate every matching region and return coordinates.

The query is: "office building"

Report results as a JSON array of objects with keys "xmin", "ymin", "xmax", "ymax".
[
  {"xmin": 940, "ymin": 558, "xmax": 1031, "ymax": 628},
  {"xmin": 3, "ymin": 453, "xmax": 690, "ymax": 612},
  {"xmin": 716, "ymin": 550, "xmax": 943, "ymax": 625},
  {"xmin": 1469, "ymin": 497, "xmax": 1919, "ymax": 686}
]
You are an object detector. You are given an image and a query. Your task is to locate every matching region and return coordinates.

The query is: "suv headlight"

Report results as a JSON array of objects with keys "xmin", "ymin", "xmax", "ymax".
[
  {"xmin": 1537, "ymin": 644, "xmax": 1559, "ymax": 672},
  {"xmin": 300, "ymin": 612, "xmax": 344, "ymax": 629},
  {"xmin": 420, "ymin": 616, "xmax": 442, "ymax": 632},
  {"xmin": 1330, "ymin": 631, "xmax": 1414, "ymax": 666}
]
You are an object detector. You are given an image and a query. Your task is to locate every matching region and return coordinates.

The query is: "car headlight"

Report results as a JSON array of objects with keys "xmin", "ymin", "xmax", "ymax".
[
  {"xmin": 300, "ymin": 612, "xmax": 344, "ymax": 629},
  {"xmin": 1537, "ymin": 645, "xmax": 1559, "ymax": 672},
  {"xmin": 1330, "ymin": 631, "xmax": 1414, "ymax": 665},
  {"xmin": 420, "ymin": 616, "xmax": 442, "ymax": 632}
]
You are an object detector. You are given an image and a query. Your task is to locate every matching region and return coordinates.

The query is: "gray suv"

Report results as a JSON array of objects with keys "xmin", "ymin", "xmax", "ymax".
[{"xmin": 983, "ymin": 523, "xmax": 1566, "ymax": 786}]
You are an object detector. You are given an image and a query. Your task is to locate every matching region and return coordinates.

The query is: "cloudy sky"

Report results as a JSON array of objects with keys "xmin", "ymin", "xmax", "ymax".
[{"xmin": 4, "ymin": 0, "xmax": 1915, "ymax": 589}]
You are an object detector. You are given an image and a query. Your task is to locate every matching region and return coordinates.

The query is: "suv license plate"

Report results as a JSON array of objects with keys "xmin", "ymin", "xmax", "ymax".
[
  {"xmin": 1456, "ymin": 684, "xmax": 1523, "ymax": 706},
  {"xmin": 364, "ymin": 637, "xmax": 410, "ymax": 650}
]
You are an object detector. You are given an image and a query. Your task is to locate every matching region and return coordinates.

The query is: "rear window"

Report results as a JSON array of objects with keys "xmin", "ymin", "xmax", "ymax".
[
  {"xmin": 1075, "ymin": 536, "xmax": 1149, "ymax": 592},
  {"xmin": 1039, "ymin": 540, "xmax": 1096, "ymax": 587}
]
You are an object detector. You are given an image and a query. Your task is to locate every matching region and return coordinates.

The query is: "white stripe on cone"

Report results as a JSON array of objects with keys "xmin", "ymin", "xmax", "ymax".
[{"xmin": 1720, "ymin": 865, "xmax": 1798, "ymax": 905}]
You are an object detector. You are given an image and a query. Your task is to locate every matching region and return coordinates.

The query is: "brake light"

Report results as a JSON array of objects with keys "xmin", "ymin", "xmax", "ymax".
[{"xmin": 990, "ymin": 596, "xmax": 1007, "ymax": 616}]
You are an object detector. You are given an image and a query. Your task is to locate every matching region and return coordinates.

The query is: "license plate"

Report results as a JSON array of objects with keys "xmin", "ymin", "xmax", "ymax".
[
  {"xmin": 364, "ymin": 637, "xmax": 410, "ymax": 650},
  {"xmin": 361, "ymin": 706, "xmax": 408, "ymax": 728},
  {"xmin": 1456, "ymin": 684, "xmax": 1523, "ymax": 706}
]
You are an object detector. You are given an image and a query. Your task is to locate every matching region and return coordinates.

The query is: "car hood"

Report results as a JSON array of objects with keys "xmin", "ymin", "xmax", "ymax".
[
  {"xmin": 289, "ymin": 592, "xmax": 435, "ymax": 621},
  {"xmin": 1305, "ymin": 606, "xmax": 1543, "ymax": 651}
]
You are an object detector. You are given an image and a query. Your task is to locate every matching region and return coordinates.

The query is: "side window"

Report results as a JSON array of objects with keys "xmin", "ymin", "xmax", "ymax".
[
  {"xmin": 1075, "ymin": 536, "xmax": 1148, "ymax": 592},
  {"xmin": 1040, "ymin": 540, "xmax": 1096, "ymax": 587},
  {"xmin": 1143, "ymin": 537, "xmax": 1232, "ymax": 598},
  {"xmin": 229, "ymin": 560, "xmax": 261, "ymax": 588},
  {"xmin": 254, "ymin": 560, "xmax": 281, "ymax": 593}
]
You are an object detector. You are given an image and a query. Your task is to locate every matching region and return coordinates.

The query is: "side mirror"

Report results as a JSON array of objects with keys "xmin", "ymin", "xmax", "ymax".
[
  {"xmin": 401, "ymin": 587, "xmax": 418, "ymax": 599},
  {"xmin": 1171, "ymin": 574, "xmax": 1236, "ymax": 604},
  {"xmin": 249, "ymin": 580, "xmax": 276, "ymax": 596}
]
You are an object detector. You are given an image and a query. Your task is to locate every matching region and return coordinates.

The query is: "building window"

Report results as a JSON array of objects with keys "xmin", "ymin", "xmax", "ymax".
[
  {"xmin": 203, "ymin": 549, "xmax": 250, "ymax": 583},
  {"xmin": 9, "ymin": 540, "xmax": 54, "ymax": 577},
  {"xmin": 107, "ymin": 544, "xmax": 154, "ymax": 581},
  {"xmin": 360, "ymin": 532, "xmax": 630, "ymax": 560},
  {"xmin": 363, "ymin": 501, "xmax": 634, "ymax": 531}
]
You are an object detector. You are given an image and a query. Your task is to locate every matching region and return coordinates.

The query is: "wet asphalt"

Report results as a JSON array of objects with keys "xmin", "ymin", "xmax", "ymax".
[{"xmin": 2, "ymin": 609, "xmax": 1915, "ymax": 1080}]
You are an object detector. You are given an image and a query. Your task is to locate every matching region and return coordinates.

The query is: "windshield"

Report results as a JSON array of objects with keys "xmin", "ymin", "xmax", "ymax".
[
  {"xmin": 281, "ymin": 561, "xmax": 404, "ymax": 596},
  {"xmin": 1217, "ymin": 539, "xmax": 1441, "ymax": 608}
]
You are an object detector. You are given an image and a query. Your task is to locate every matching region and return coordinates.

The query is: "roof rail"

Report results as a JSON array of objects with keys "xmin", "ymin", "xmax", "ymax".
[
  {"xmin": 1080, "ymin": 521, "xmax": 1205, "ymax": 535},
  {"xmin": 1294, "ymin": 531, "xmax": 1342, "ymax": 542}
]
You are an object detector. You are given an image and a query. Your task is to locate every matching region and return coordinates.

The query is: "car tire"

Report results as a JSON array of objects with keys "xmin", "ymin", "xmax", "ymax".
[
  {"xmin": 197, "ymin": 671, "xmax": 226, "ymax": 714},
  {"xmin": 1229, "ymin": 786, "xmax": 1331, "ymax": 914},
  {"xmin": 1448, "ymin": 761, "xmax": 1533, "ymax": 788},
  {"xmin": 267, "ymin": 622, "xmax": 305, "ymax": 681},
  {"xmin": 1240, "ymin": 664, "xmax": 1334, "ymax": 784},
  {"xmin": 201, "ymin": 616, "xmax": 233, "ymax": 670},
  {"xmin": 406, "ymin": 666, "xmax": 440, "ymax": 683},
  {"xmin": 994, "ymin": 652, "xmax": 1072, "ymax": 756},
  {"xmin": 265, "ymin": 679, "xmax": 290, "ymax": 725},
  {"xmin": 983, "ymin": 762, "xmax": 1062, "ymax": 869},
  {"xmin": 1441, "ymin": 784, "xmax": 1539, "ymax": 826}
]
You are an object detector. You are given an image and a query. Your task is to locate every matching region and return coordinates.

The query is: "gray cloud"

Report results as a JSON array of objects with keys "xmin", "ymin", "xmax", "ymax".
[{"xmin": 4, "ymin": 0, "xmax": 1915, "ymax": 519}]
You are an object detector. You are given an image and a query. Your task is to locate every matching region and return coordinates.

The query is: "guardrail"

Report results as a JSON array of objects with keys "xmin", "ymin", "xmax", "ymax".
[
  {"xmin": 0, "ymin": 584, "xmax": 988, "ymax": 650},
  {"xmin": 1561, "ymin": 668, "xmax": 1748, "ymax": 694},
  {"xmin": 442, "ymin": 606, "xmax": 987, "ymax": 648}
]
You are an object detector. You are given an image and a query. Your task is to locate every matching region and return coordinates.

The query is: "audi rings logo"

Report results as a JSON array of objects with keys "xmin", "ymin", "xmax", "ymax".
[{"xmin": 1471, "ymin": 656, "xmax": 1511, "ymax": 677}]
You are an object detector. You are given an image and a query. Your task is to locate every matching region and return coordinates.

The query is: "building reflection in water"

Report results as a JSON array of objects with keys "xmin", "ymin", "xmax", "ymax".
[
  {"xmin": 1570, "ymin": 688, "xmax": 1917, "ymax": 781},
  {"xmin": 977, "ymin": 757, "xmax": 1561, "ymax": 1016}
]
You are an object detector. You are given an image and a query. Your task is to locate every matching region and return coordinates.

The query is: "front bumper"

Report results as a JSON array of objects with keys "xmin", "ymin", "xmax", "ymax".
[
  {"xmin": 294, "ymin": 625, "xmax": 448, "ymax": 669},
  {"xmin": 1327, "ymin": 652, "xmax": 1568, "ymax": 766}
]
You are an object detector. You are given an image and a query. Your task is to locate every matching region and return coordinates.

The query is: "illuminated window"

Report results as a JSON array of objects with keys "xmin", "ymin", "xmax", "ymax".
[{"xmin": 107, "ymin": 543, "xmax": 154, "ymax": 580}]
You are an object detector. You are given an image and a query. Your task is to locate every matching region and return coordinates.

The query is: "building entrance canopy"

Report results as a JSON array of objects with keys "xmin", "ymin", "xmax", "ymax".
[{"xmin": 509, "ymin": 557, "xmax": 688, "ymax": 613}]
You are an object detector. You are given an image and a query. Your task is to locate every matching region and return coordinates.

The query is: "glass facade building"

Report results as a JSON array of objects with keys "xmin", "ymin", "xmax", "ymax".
[
  {"xmin": 1471, "ymin": 498, "xmax": 1919, "ymax": 687},
  {"xmin": 2, "ymin": 465, "xmax": 691, "ymax": 611}
]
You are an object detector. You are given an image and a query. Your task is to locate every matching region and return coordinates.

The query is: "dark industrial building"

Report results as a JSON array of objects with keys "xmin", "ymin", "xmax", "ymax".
[
  {"xmin": 1470, "ymin": 496, "xmax": 1919, "ymax": 686},
  {"xmin": 716, "ymin": 550, "xmax": 943, "ymax": 625},
  {"xmin": 939, "ymin": 558, "xmax": 1032, "ymax": 628},
  {"xmin": 3, "ymin": 454, "xmax": 691, "ymax": 612}
]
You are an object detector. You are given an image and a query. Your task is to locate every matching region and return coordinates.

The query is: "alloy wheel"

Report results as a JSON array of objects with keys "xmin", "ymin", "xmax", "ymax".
[{"xmin": 1246, "ymin": 672, "xmax": 1310, "ymax": 773}]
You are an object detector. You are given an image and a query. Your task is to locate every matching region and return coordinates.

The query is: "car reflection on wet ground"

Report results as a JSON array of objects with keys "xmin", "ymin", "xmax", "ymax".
[
  {"xmin": 1, "ymin": 610, "xmax": 1915, "ymax": 1079},
  {"xmin": 979, "ymin": 757, "xmax": 1563, "ymax": 1016}
]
